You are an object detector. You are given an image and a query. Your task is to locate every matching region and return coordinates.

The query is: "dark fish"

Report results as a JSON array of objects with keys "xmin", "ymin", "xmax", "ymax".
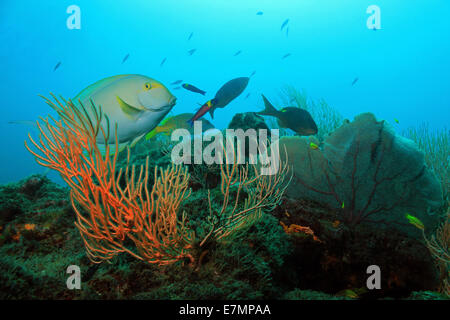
[
  {"xmin": 53, "ymin": 61, "xmax": 61, "ymax": 71},
  {"xmin": 234, "ymin": 50, "xmax": 242, "ymax": 56},
  {"xmin": 188, "ymin": 99, "xmax": 215, "ymax": 126},
  {"xmin": 257, "ymin": 94, "xmax": 318, "ymax": 136},
  {"xmin": 351, "ymin": 77, "xmax": 359, "ymax": 86},
  {"xmin": 188, "ymin": 49, "xmax": 196, "ymax": 56},
  {"xmin": 160, "ymin": 58, "xmax": 167, "ymax": 67},
  {"xmin": 281, "ymin": 19, "xmax": 289, "ymax": 31},
  {"xmin": 245, "ymin": 93, "xmax": 251, "ymax": 99},
  {"xmin": 282, "ymin": 53, "xmax": 291, "ymax": 59},
  {"xmin": 188, "ymin": 32, "xmax": 194, "ymax": 40},
  {"xmin": 209, "ymin": 77, "xmax": 250, "ymax": 119},
  {"xmin": 171, "ymin": 80, "xmax": 183, "ymax": 85},
  {"xmin": 256, "ymin": 11, "xmax": 263, "ymax": 15},
  {"xmin": 182, "ymin": 83, "xmax": 206, "ymax": 95},
  {"xmin": 121, "ymin": 53, "xmax": 130, "ymax": 64},
  {"xmin": 173, "ymin": 86, "xmax": 182, "ymax": 90},
  {"xmin": 250, "ymin": 70, "xmax": 256, "ymax": 77}
]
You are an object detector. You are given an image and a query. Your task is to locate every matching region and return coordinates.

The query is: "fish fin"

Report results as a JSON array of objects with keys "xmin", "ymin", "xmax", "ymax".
[
  {"xmin": 209, "ymin": 107, "xmax": 215, "ymax": 119},
  {"xmin": 257, "ymin": 95, "xmax": 278, "ymax": 117},
  {"xmin": 116, "ymin": 96, "xmax": 144, "ymax": 117},
  {"xmin": 130, "ymin": 132, "xmax": 147, "ymax": 148},
  {"xmin": 145, "ymin": 125, "xmax": 164, "ymax": 140},
  {"xmin": 200, "ymin": 91, "xmax": 206, "ymax": 96},
  {"xmin": 9, "ymin": 120, "xmax": 37, "ymax": 128}
]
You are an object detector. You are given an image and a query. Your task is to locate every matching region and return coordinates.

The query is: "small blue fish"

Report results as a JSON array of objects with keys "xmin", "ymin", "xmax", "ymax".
[
  {"xmin": 282, "ymin": 53, "xmax": 291, "ymax": 59},
  {"xmin": 188, "ymin": 49, "xmax": 197, "ymax": 56},
  {"xmin": 250, "ymin": 70, "xmax": 256, "ymax": 77},
  {"xmin": 160, "ymin": 58, "xmax": 167, "ymax": 67},
  {"xmin": 245, "ymin": 93, "xmax": 251, "ymax": 99},
  {"xmin": 188, "ymin": 32, "xmax": 194, "ymax": 41},
  {"xmin": 256, "ymin": 11, "xmax": 263, "ymax": 16},
  {"xmin": 281, "ymin": 19, "xmax": 289, "ymax": 31},
  {"xmin": 351, "ymin": 77, "xmax": 359, "ymax": 86},
  {"xmin": 234, "ymin": 50, "xmax": 242, "ymax": 56},
  {"xmin": 121, "ymin": 53, "xmax": 130, "ymax": 64},
  {"xmin": 171, "ymin": 80, "xmax": 183, "ymax": 85},
  {"xmin": 53, "ymin": 61, "xmax": 61, "ymax": 72}
]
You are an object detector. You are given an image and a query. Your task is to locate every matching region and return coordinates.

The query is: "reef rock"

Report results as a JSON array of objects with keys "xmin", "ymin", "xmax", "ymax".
[
  {"xmin": 280, "ymin": 112, "xmax": 443, "ymax": 234},
  {"xmin": 227, "ymin": 112, "xmax": 270, "ymax": 133}
]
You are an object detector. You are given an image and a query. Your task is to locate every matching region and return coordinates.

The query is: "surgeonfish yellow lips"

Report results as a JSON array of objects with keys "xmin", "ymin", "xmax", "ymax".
[{"xmin": 169, "ymin": 96, "xmax": 177, "ymax": 107}]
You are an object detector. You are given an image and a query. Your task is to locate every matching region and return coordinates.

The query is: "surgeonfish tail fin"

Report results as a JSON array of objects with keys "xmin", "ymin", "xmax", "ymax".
[
  {"xmin": 258, "ymin": 94, "xmax": 278, "ymax": 116},
  {"xmin": 209, "ymin": 107, "xmax": 215, "ymax": 119}
]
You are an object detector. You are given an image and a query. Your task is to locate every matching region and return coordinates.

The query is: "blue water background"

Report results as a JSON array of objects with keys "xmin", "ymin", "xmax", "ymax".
[{"xmin": 0, "ymin": 0, "xmax": 449, "ymax": 184}]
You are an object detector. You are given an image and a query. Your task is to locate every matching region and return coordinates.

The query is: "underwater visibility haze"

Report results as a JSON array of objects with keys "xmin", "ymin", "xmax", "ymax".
[{"xmin": 0, "ymin": 0, "xmax": 449, "ymax": 301}]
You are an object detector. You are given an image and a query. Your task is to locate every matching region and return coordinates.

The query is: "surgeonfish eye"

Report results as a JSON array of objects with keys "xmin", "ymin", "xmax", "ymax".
[{"xmin": 144, "ymin": 82, "xmax": 152, "ymax": 90}]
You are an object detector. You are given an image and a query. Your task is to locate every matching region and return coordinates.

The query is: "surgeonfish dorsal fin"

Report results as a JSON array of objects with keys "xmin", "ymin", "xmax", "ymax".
[{"xmin": 116, "ymin": 96, "xmax": 144, "ymax": 118}]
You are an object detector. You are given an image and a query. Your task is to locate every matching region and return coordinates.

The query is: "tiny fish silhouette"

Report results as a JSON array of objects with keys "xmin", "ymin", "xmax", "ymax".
[
  {"xmin": 121, "ymin": 53, "xmax": 130, "ymax": 64},
  {"xmin": 53, "ymin": 61, "xmax": 61, "ymax": 71},
  {"xmin": 173, "ymin": 86, "xmax": 182, "ymax": 90},
  {"xmin": 234, "ymin": 50, "xmax": 242, "ymax": 56},
  {"xmin": 281, "ymin": 19, "xmax": 289, "ymax": 31},
  {"xmin": 171, "ymin": 80, "xmax": 183, "ymax": 85},
  {"xmin": 188, "ymin": 32, "xmax": 193, "ymax": 40},
  {"xmin": 282, "ymin": 53, "xmax": 291, "ymax": 59},
  {"xmin": 160, "ymin": 58, "xmax": 167, "ymax": 67},
  {"xmin": 250, "ymin": 70, "xmax": 256, "ymax": 77},
  {"xmin": 245, "ymin": 93, "xmax": 251, "ymax": 99},
  {"xmin": 182, "ymin": 83, "xmax": 206, "ymax": 95},
  {"xmin": 256, "ymin": 11, "xmax": 263, "ymax": 16},
  {"xmin": 188, "ymin": 49, "xmax": 196, "ymax": 56},
  {"xmin": 351, "ymin": 77, "xmax": 359, "ymax": 86}
]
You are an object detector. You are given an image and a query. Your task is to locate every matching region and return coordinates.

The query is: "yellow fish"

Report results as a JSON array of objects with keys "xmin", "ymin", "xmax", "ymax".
[
  {"xmin": 394, "ymin": 119, "xmax": 399, "ymax": 124},
  {"xmin": 336, "ymin": 289, "xmax": 359, "ymax": 299},
  {"xmin": 405, "ymin": 214, "xmax": 425, "ymax": 230},
  {"xmin": 145, "ymin": 113, "xmax": 214, "ymax": 140},
  {"xmin": 310, "ymin": 142, "xmax": 319, "ymax": 150},
  {"xmin": 73, "ymin": 74, "xmax": 177, "ymax": 148},
  {"xmin": 341, "ymin": 201, "xmax": 345, "ymax": 209}
]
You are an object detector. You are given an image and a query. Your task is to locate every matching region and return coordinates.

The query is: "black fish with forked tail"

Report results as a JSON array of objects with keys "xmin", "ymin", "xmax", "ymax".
[
  {"xmin": 182, "ymin": 83, "xmax": 206, "ymax": 95},
  {"xmin": 257, "ymin": 94, "xmax": 318, "ymax": 136}
]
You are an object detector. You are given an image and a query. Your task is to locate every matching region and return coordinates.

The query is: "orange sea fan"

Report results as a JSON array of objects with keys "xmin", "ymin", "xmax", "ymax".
[{"xmin": 25, "ymin": 95, "xmax": 194, "ymax": 265}]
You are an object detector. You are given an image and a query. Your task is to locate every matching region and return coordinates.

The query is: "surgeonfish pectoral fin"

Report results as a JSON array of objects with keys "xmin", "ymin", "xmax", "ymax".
[{"xmin": 116, "ymin": 96, "xmax": 144, "ymax": 118}]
